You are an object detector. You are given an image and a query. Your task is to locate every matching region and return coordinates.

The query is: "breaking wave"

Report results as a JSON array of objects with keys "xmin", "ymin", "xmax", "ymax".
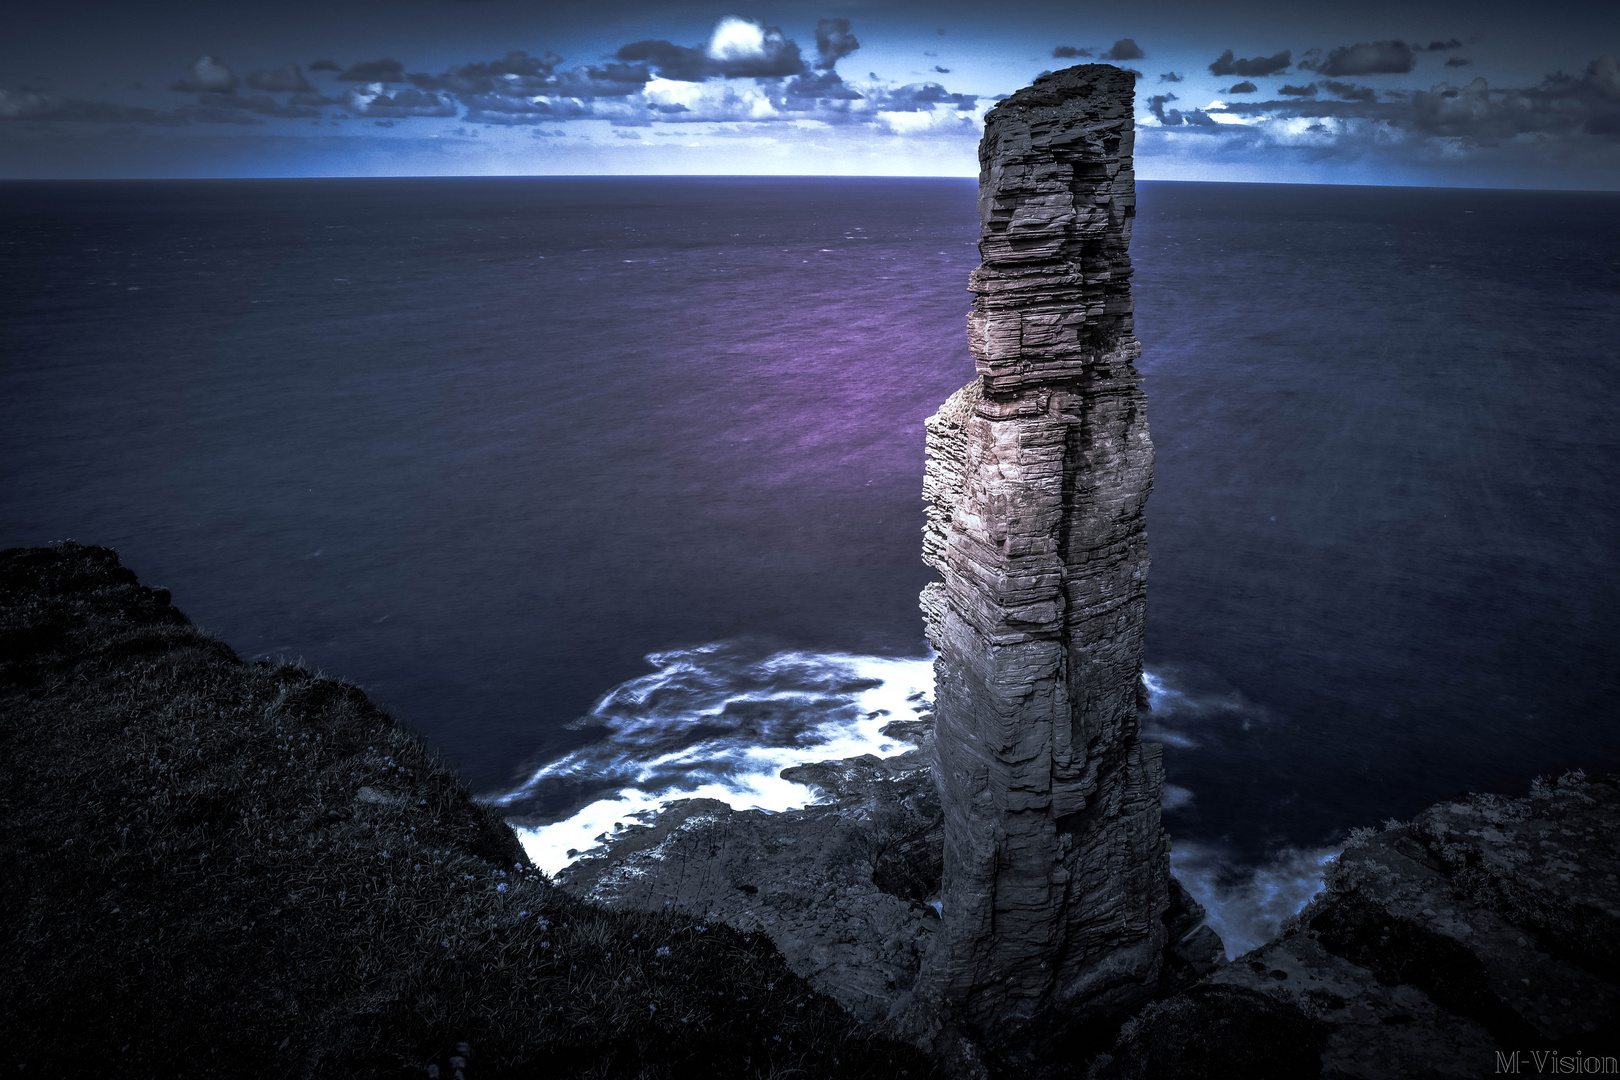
[
  {"xmin": 498, "ymin": 653, "xmax": 1339, "ymax": 954},
  {"xmin": 1170, "ymin": 842, "xmax": 1339, "ymax": 960},
  {"xmin": 493, "ymin": 642, "xmax": 935, "ymax": 875},
  {"xmin": 1144, "ymin": 666, "xmax": 1340, "ymax": 958}
]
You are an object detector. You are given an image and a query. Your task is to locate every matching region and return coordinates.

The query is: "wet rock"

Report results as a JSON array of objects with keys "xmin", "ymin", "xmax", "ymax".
[{"xmin": 556, "ymin": 739, "xmax": 944, "ymax": 1030}]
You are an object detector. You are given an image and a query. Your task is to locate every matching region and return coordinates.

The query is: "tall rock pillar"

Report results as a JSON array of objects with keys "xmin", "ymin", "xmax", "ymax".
[{"xmin": 918, "ymin": 65, "xmax": 1169, "ymax": 1052}]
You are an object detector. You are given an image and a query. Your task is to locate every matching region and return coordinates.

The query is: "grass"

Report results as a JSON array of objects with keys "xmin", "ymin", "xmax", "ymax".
[{"xmin": 0, "ymin": 543, "xmax": 941, "ymax": 1079}]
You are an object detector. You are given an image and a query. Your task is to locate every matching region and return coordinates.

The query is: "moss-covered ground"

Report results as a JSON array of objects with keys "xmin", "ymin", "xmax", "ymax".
[{"xmin": 0, "ymin": 543, "xmax": 940, "ymax": 1080}]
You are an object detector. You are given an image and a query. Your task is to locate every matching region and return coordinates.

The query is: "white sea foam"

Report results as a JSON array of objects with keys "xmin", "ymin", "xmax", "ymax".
[
  {"xmin": 506, "ymin": 655, "xmax": 1337, "ymax": 954},
  {"xmin": 1170, "ymin": 841, "xmax": 1339, "ymax": 959},
  {"xmin": 497, "ymin": 643, "xmax": 935, "ymax": 875}
]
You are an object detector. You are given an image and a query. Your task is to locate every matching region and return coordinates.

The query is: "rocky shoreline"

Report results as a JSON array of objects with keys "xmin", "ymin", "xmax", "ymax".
[
  {"xmin": 562, "ymin": 719, "xmax": 1620, "ymax": 1077},
  {"xmin": 7, "ymin": 541, "xmax": 1615, "ymax": 1078}
]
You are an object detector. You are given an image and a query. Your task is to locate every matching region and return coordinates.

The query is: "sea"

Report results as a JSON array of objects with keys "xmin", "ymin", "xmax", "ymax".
[{"xmin": 4, "ymin": 176, "xmax": 1617, "ymax": 957}]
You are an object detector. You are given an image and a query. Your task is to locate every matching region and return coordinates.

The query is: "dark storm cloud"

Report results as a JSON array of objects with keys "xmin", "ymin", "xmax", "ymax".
[
  {"xmin": 337, "ymin": 58, "xmax": 406, "ymax": 83},
  {"xmin": 170, "ymin": 56, "xmax": 238, "ymax": 93},
  {"xmin": 874, "ymin": 82, "xmax": 976, "ymax": 111},
  {"xmin": 550, "ymin": 65, "xmax": 653, "ymax": 98},
  {"xmin": 615, "ymin": 40, "xmax": 711, "ymax": 81},
  {"xmin": 1102, "ymin": 39, "xmax": 1144, "ymax": 61},
  {"xmin": 309, "ymin": 60, "xmax": 340, "ymax": 72},
  {"xmin": 1431, "ymin": 56, "xmax": 1620, "ymax": 138},
  {"xmin": 781, "ymin": 70, "xmax": 862, "ymax": 102},
  {"xmin": 815, "ymin": 19, "xmax": 859, "ymax": 70},
  {"xmin": 1146, "ymin": 91, "xmax": 1218, "ymax": 128},
  {"xmin": 245, "ymin": 64, "xmax": 314, "ymax": 93},
  {"xmin": 1226, "ymin": 81, "xmax": 1257, "ymax": 94},
  {"xmin": 1159, "ymin": 72, "xmax": 1182, "ymax": 83},
  {"xmin": 1209, "ymin": 49, "xmax": 1291, "ymax": 77},
  {"xmin": 1302, "ymin": 41, "xmax": 1415, "ymax": 77},
  {"xmin": 1178, "ymin": 55, "xmax": 1620, "ymax": 148},
  {"xmin": 1320, "ymin": 80, "xmax": 1377, "ymax": 102},
  {"xmin": 1416, "ymin": 40, "xmax": 1463, "ymax": 52},
  {"xmin": 1053, "ymin": 46, "xmax": 1092, "ymax": 59},
  {"xmin": 1278, "ymin": 83, "xmax": 1317, "ymax": 96},
  {"xmin": 933, "ymin": 66, "xmax": 950, "ymax": 74},
  {"xmin": 1446, "ymin": 58, "xmax": 1473, "ymax": 68}
]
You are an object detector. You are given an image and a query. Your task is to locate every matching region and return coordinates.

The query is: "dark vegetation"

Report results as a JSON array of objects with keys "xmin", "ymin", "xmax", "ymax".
[{"xmin": 0, "ymin": 543, "xmax": 941, "ymax": 1079}]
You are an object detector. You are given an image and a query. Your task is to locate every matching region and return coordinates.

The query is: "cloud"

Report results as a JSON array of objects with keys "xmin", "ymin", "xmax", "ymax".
[
  {"xmin": 1102, "ymin": 39, "xmax": 1145, "ymax": 61},
  {"xmin": 705, "ymin": 17, "xmax": 806, "ymax": 78},
  {"xmin": 615, "ymin": 40, "xmax": 711, "ymax": 82},
  {"xmin": 309, "ymin": 60, "xmax": 340, "ymax": 72},
  {"xmin": 338, "ymin": 59, "xmax": 406, "ymax": 83},
  {"xmin": 344, "ymin": 84, "xmax": 456, "ymax": 118},
  {"xmin": 1321, "ymin": 80, "xmax": 1377, "ymax": 103},
  {"xmin": 1209, "ymin": 49, "xmax": 1291, "ymax": 77},
  {"xmin": 618, "ymin": 18, "xmax": 806, "ymax": 81},
  {"xmin": 780, "ymin": 70, "xmax": 862, "ymax": 105},
  {"xmin": 1279, "ymin": 83, "xmax": 1317, "ymax": 97},
  {"xmin": 1518, "ymin": 55, "xmax": 1620, "ymax": 136},
  {"xmin": 195, "ymin": 91, "xmax": 321, "ymax": 118},
  {"xmin": 170, "ymin": 56, "xmax": 238, "ymax": 93},
  {"xmin": 549, "ymin": 65, "xmax": 653, "ymax": 98},
  {"xmin": 182, "ymin": 106, "xmax": 262, "ymax": 125},
  {"xmin": 815, "ymin": 18, "xmax": 859, "ymax": 70},
  {"xmin": 873, "ymin": 82, "xmax": 977, "ymax": 112},
  {"xmin": 245, "ymin": 64, "xmax": 314, "ymax": 93},
  {"xmin": 409, "ymin": 51, "xmax": 564, "ymax": 94},
  {"xmin": 1053, "ymin": 46, "xmax": 1092, "ymax": 59},
  {"xmin": 1146, "ymin": 92, "xmax": 1218, "ymax": 128},
  {"xmin": 1159, "ymin": 72, "xmax": 1183, "ymax": 83},
  {"xmin": 0, "ymin": 89, "xmax": 165, "ymax": 123},
  {"xmin": 1446, "ymin": 57, "xmax": 1473, "ymax": 68},
  {"xmin": 933, "ymin": 66, "xmax": 951, "ymax": 74},
  {"xmin": 1302, "ymin": 40, "xmax": 1415, "ymax": 76},
  {"xmin": 1416, "ymin": 39, "xmax": 1463, "ymax": 52},
  {"xmin": 1157, "ymin": 55, "xmax": 1620, "ymax": 156},
  {"xmin": 1227, "ymin": 82, "xmax": 1258, "ymax": 94}
]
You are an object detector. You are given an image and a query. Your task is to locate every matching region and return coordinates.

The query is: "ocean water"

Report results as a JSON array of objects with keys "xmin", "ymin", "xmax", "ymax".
[{"xmin": 4, "ymin": 177, "xmax": 1618, "ymax": 956}]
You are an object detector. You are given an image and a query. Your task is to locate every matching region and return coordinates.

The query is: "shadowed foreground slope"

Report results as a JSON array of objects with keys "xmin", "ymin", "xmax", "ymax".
[{"xmin": 0, "ymin": 543, "xmax": 939, "ymax": 1080}]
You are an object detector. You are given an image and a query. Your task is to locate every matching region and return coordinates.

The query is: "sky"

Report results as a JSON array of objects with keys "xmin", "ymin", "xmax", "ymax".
[{"xmin": 3, "ymin": 0, "xmax": 1617, "ymax": 187}]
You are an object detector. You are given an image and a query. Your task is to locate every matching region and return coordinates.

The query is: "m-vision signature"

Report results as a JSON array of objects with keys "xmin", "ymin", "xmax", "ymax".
[{"xmin": 1497, "ymin": 1051, "xmax": 1620, "ymax": 1075}]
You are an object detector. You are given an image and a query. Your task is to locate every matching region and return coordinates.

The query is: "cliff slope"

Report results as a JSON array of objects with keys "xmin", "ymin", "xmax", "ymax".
[{"xmin": 0, "ymin": 543, "xmax": 938, "ymax": 1079}]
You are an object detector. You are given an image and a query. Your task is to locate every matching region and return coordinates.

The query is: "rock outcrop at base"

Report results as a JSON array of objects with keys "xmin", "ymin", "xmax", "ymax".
[
  {"xmin": 913, "ymin": 63, "xmax": 1168, "ymax": 1054},
  {"xmin": 1097, "ymin": 772, "xmax": 1620, "ymax": 1079},
  {"xmin": 556, "ymin": 722, "xmax": 946, "ymax": 1030}
]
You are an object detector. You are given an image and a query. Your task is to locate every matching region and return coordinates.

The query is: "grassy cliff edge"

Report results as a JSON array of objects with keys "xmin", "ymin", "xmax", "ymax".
[{"xmin": 0, "ymin": 543, "xmax": 939, "ymax": 1079}]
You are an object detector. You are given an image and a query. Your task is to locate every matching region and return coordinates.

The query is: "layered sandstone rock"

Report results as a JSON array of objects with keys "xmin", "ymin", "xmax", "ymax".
[{"xmin": 915, "ymin": 64, "xmax": 1169, "ymax": 1053}]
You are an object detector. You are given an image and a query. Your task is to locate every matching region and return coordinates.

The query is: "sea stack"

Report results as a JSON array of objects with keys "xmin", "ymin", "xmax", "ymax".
[{"xmin": 917, "ymin": 65, "xmax": 1169, "ymax": 1052}]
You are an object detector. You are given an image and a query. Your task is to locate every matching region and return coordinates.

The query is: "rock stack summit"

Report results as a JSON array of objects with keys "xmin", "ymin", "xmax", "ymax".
[{"xmin": 917, "ymin": 64, "xmax": 1170, "ymax": 1052}]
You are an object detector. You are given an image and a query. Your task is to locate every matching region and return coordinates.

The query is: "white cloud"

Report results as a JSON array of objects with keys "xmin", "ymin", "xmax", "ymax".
[{"xmin": 707, "ymin": 17, "xmax": 770, "ymax": 63}]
